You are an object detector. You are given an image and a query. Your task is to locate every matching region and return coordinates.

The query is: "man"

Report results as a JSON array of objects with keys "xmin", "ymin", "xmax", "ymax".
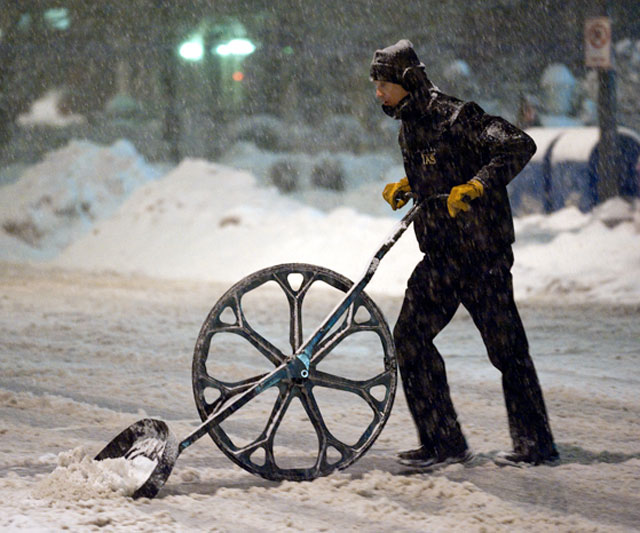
[{"xmin": 370, "ymin": 39, "xmax": 558, "ymax": 468}]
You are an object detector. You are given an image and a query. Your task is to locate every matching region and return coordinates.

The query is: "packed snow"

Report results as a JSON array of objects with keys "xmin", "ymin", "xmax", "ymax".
[
  {"xmin": 33, "ymin": 447, "xmax": 157, "ymax": 501},
  {"xmin": 1, "ymin": 140, "xmax": 639, "ymax": 532}
]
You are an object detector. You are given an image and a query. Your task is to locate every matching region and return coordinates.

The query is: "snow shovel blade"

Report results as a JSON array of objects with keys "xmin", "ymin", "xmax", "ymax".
[
  {"xmin": 131, "ymin": 431, "xmax": 180, "ymax": 499},
  {"xmin": 95, "ymin": 365, "xmax": 291, "ymax": 498},
  {"xmin": 95, "ymin": 418, "xmax": 179, "ymax": 499}
]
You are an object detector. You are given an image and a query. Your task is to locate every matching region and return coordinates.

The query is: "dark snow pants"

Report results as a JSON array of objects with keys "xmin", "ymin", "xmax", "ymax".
[{"xmin": 393, "ymin": 250, "xmax": 556, "ymax": 460}]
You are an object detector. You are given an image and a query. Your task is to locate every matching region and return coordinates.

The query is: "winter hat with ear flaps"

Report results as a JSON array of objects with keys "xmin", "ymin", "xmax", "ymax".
[{"xmin": 370, "ymin": 39, "xmax": 425, "ymax": 90}]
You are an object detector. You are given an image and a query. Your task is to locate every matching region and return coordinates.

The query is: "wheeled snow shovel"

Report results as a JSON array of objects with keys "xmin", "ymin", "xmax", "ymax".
[{"xmin": 96, "ymin": 194, "xmax": 444, "ymax": 499}]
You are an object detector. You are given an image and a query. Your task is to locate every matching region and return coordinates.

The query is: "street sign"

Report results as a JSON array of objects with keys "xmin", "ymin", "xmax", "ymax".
[{"xmin": 585, "ymin": 17, "xmax": 612, "ymax": 69}]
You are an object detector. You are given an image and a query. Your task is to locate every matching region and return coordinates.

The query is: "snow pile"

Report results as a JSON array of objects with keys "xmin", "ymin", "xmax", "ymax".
[
  {"xmin": 0, "ymin": 139, "xmax": 161, "ymax": 260},
  {"xmin": 17, "ymin": 90, "xmax": 86, "ymax": 127},
  {"xmin": 51, "ymin": 157, "xmax": 423, "ymax": 295},
  {"xmin": 513, "ymin": 199, "xmax": 640, "ymax": 302},
  {"xmin": 33, "ymin": 447, "xmax": 156, "ymax": 500},
  {"xmin": 1, "ymin": 139, "xmax": 639, "ymax": 303}
]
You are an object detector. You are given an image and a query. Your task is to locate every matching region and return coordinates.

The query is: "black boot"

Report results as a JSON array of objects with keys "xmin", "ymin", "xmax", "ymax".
[
  {"xmin": 495, "ymin": 444, "xmax": 559, "ymax": 466},
  {"xmin": 397, "ymin": 447, "xmax": 474, "ymax": 469}
]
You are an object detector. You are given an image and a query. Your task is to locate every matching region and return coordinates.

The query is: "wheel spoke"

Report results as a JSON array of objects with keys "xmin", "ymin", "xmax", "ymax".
[
  {"xmin": 232, "ymin": 384, "xmax": 293, "ymax": 464},
  {"xmin": 272, "ymin": 269, "xmax": 317, "ymax": 353},
  {"xmin": 262, "ymin": 384, "xmax": 294, "ymax": 445},
  {"xmin": 205, "ymin": 294, "xmax": 287, "ymax": 366},
  {"xmin": 205, "ymin": 323, "xmax": 286, "ymax": 367},
  {"xmin": 237, "ymin": 325, "xmax": 287, "ymax": 366},
  {"xmin": 289, "ymin": 293, "xmax": 304, "ymax": 353},
  {"xmin": 311, "ymin": 321, "xmax": 385, "ymax": 367},
  {"xmin": 198, "ymin": 373, "xmax": 268, "ymax": 415},
  {"xmin": 299, "ymin": 386, "xmax": 355, "ymax": 466},
  {"xmin": 311, "ymin": 369, "xmax": 393, "ymax": 415},
  {"xmin": 310, "ymin": 300, "xmax": 384, "ymax": 367}
]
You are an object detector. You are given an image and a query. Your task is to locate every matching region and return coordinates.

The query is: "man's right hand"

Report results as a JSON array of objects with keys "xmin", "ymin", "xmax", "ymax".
[{"xmin": 382, "ymin": 177, "xmax": 411, "ymax": 210}]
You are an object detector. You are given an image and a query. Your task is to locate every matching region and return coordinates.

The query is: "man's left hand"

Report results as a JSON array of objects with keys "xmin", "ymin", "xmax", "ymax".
[{"xmin": 447, "ymin": 179, "xmax": 484, "ymax": 217}]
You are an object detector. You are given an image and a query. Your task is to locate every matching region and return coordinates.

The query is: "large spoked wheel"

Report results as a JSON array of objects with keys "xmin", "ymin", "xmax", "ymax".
[{"xmin": 192, "ymin": 263, "xmax": 397, "ymax": 481}]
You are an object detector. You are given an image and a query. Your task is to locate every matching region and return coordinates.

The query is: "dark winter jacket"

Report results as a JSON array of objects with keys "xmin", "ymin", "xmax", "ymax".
[{"xmin": 393, "ymin": 82, "xmax": 536, "ymax": 267}]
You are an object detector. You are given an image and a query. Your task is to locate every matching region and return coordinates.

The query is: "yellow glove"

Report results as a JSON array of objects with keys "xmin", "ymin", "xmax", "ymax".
[
  {"xmin": 382, "ymin": 177, "xmax": 411, "ymax": 210},
  {"xmin": 447, "ymin": 179, "xmax": 484, "ymax": 217}
]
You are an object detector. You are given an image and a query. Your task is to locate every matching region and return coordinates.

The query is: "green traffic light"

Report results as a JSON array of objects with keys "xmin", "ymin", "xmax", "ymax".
[
  {"xmin": 179, "ymin": 36, "xmax": 204, "ymax": 61},
  {"xmin": 45, "ymin": 8, "xmax": 70, "ymax": 30},
  {"xmin": 215, "ymin": 38, "xmax": 256, "ymax": 57}
]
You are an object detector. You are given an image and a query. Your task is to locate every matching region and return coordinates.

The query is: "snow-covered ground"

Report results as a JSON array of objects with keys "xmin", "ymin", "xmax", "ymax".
[
  {"xmin": 1, "ymin": 140, "xmax": 639, "ymax": 531},
  {"xmin": 1, "ymin": 264, "xmax": 638, "ymax": 532}
]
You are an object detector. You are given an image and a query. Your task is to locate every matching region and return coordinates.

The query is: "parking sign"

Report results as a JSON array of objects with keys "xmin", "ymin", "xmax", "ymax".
[{"xmin": 585, "ymin": 17, "xmax": 612, "ymax": 68}]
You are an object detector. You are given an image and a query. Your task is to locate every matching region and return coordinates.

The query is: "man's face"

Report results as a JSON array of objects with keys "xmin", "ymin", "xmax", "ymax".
[{"xmin": 374, "ymin": 80, "xmax": 409, "ymax": 108}]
